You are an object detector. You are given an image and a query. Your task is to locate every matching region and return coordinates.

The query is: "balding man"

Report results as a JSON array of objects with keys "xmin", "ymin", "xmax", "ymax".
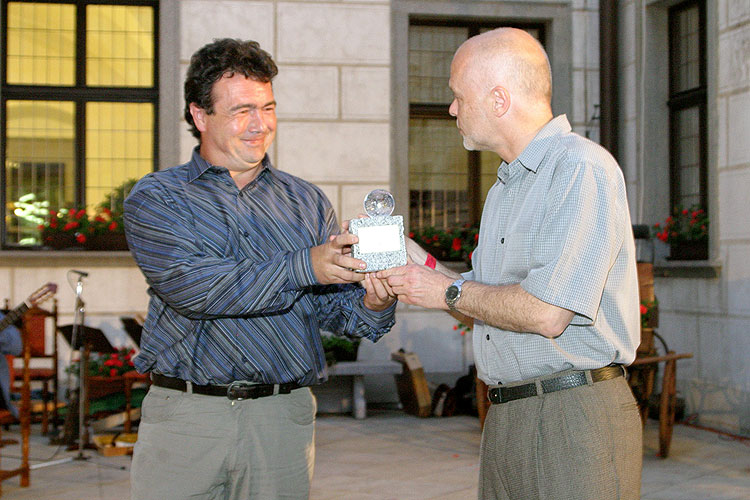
[{"xmin": 380, "ymin": 28, "xmax": 642, "ymax": 499}]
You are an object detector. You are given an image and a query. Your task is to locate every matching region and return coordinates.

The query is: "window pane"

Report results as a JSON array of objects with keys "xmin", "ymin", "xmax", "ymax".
[
  {"xmin": 409, "ymin": 26, "xmax": 468, "ymax": 104},
  {"xmin": 674, "ymin": 106, "xmax": 701, "ymax": 208},
  {"xmin": 85, "ymin": 102, "xmax": 153, "ymax": 208},
  {"xmin": 6, "ymin": 2, "xmax": 76, "ymax": 85},
  {"xmin": 409, "ymin": 118, "xmax": 469, "ymax": 230},
  {"xmin": 5, "ymin": 101, "xmax": 76, "ymax": 245},
  {"xmin": 672, "ymin": 4, "xmax": 700, "ymax": 93},
  {"xmin": 86, "ymin": 5, "xmax": 155, "ymax": 87}
]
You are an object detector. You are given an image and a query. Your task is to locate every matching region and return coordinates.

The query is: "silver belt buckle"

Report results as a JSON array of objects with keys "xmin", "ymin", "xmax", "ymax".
[{"xmin": 227, "ymin": 381, "xmax": 251, "ymax": 401}]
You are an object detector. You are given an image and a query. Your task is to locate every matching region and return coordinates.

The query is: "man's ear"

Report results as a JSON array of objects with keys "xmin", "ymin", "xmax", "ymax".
[
  {"xmin": 189, "ymin": 102, "xmax": 208, "ymax": 133},
  {"xmin": 490, "ymin": 86, "xmax": 510, "ymax": 117}
]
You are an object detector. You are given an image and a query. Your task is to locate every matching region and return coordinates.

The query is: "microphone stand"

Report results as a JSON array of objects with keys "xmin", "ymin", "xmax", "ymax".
[
  {"xmin": 71, "ymin": 271, "xmax": 89, "ymax": 461},
  {"xmin": 31, "ymin": 270, "xmax": 125, "ymax": 471}
]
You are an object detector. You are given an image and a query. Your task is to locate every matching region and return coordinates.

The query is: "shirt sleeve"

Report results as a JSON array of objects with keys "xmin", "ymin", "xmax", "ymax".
[
  {"xmin": 314, "ymin": 284, "xmax": 397, "ymax": 342},
  {"xmin": 0, "ymin": 315, "xmax": 22, "ymax": 357},
  {"xmin": 124, "ymin": 177, "xmax": 320, "ymax": 320},
  {"xmin": 521, "ymin": 158, "xmax": 625, "ymax": 324}
]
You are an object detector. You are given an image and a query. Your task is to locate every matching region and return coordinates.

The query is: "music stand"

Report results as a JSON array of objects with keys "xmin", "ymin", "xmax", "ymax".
[
  {"xmin": 58, "ymin": 325, "xmax": 115, "ymax": 353},
  {"xmin": 119, "ymin": 317, "xmax": 143, "ymax": 347}
]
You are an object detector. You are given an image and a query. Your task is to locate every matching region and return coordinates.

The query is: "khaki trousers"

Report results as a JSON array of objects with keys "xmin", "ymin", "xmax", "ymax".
[
  {"xmin": 131, "ymin": 385, "xmax": 316, "ymax": 500},
  {"xmin": 479, "ymin": 374, "xmax": 642, "ymax": 500}
]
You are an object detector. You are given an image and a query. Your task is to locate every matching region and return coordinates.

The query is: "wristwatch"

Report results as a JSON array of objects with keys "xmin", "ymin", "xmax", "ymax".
[{"xmin": 445, "ymin": 279, "xmax": 466, "ymax": 311}]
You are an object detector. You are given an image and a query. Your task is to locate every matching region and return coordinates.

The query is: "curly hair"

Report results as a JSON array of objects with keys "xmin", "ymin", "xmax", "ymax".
[{"xmin": 184, "ymin": 39, "xmax": 278, "ymax": 140}]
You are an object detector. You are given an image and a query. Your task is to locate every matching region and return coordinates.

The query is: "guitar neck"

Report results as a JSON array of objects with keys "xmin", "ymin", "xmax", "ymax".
[{"xmin": 0, "ymin": 302, "xmax": 29, "ymax": 332}]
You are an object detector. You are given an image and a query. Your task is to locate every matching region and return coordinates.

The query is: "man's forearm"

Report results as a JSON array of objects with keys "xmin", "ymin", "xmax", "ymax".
[{"xmin": 455, "ymin": 282, "xmax": 574, "ymax": 338}]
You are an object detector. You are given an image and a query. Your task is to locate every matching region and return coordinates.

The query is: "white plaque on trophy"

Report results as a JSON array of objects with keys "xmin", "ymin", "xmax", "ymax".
[{"xmin": 349, "ymin": 189, "xmax": 407, "ymax": 272}]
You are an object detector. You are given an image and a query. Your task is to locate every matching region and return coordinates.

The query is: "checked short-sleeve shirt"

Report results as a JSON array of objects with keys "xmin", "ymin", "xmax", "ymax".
[{"xmin": 465, "ymin": 115, "xmax": 640, "ymax": 385}]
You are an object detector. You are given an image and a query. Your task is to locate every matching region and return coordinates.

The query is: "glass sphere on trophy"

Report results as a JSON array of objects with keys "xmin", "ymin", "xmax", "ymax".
[{"xmin": 349, "ymin": 189, "xmax": 407, "ymax": 272}]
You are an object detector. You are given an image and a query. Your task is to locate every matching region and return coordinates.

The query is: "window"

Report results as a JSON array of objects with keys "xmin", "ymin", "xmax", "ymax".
[
  {"xmin": 1, "ymin": 0, "xmax": 157, "ymax": 247},
  {"xmin": 407, "ymin": 21, "xmax": 544, "ymax": 231},
  {"xmin": 668, "ymin": 1, "xmax": 707, "ymax": 231}
]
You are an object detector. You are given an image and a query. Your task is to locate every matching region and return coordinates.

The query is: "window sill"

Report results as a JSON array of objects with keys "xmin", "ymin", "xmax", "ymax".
[
  {"xmin": 0, "ymin": 249, "xmax": 135, "ymax": 267},
  {"xmin": 653, "ymin": 259, "xmax": 721, "ymax": 279}
]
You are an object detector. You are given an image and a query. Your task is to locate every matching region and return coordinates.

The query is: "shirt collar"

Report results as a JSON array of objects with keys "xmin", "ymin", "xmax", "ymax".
[
  {"xmin": 497, "ymin": 114, "xmax": 571, "ymax": 183},
  {"xmin": 186, "ymin": 146, "xmax": 286, "ymax": 186}
]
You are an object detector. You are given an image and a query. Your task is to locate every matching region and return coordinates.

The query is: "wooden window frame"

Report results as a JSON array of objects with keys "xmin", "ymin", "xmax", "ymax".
[
  {"xmin": 0, "ymin": 0, "xmax": 159, "ymax": 249},
  {"xmin": 408, "ymin": 19, "xmax": 546, "ymax": 230},
  {"xmin": 667, "ymin": 0, "xmax": 707, "ymax": 216}
]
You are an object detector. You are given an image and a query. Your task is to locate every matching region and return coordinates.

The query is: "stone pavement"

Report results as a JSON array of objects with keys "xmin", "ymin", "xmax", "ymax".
[{"xmin": 1, "ymin": 410, "xmax": 748, "ymax": 499}]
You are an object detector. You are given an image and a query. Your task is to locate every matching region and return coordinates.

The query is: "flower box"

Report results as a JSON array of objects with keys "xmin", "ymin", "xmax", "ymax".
[{"xmin": 667, "ymin": 241, "xmax": 708, "ymax": 261}]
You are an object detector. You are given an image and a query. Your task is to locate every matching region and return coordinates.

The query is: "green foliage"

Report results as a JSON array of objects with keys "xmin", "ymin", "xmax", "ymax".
[
  {"xmin": 653, "ymin": 205, "xmax": 708, "ymax": 244},
  {"xmin": 409, "ymin": 224, "xmax": 479, "ymax": 266},
  {"xmin": 321, "ymin": 335, "xmax": 360, "ymax": 366}
]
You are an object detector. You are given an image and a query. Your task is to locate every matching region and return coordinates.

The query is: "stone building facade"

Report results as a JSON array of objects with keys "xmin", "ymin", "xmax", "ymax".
[{"xmin": 1, "ymin": 0, "xmax": 747, "ymax": 435}]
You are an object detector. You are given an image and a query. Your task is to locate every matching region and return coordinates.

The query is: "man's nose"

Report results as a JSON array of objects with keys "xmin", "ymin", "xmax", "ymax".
[
  {"xmin": 449, "ymin": 99, "xmax": 457, "ymax": 117},
  {"xmin": 247, "ymin": 110, "xmax": 267, "ymax": 131}
]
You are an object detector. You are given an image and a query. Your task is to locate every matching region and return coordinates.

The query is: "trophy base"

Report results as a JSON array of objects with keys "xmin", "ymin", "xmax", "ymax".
[{"xmin": 349, "ymin": 216, "xmax": 407, "ymax": 272}]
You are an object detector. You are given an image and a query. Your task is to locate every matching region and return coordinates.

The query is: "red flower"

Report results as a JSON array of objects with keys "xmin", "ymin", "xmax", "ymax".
[
  {"xmin": 451, "ymin": 237, "xmax": 461, "ymax": 252},
  {"xmin": 108, "ymin": 221, "xmax": 118, "ymax": 231},
  {"xmin": 110, "ymin": 368, "xmax": 118, "ymax": 377},
  {"xmin": 474, "ymin": 233, "xmax": 479, "ymax": 242},
  {"xmin": 453, "ymin": 325, "xmax": 458, "ymax": 330},
  {"xmin": 408, "ymin": 232, "xmax": 414, "ymax": 238},
  {"xmin": 432, "ymin": 235, "xmax": 439, "ymax": 242},
  {"xmin": 37, "ymin": 224, "xmax": 45, "ymax": 230},
  {"xmin": 469, "ymin": 251, "xmax": 473, "ymax": 260},
  {"xmin": 95, "ymin": 216, "xmax": 106, "ymax": 223},
  {"xmin": 63, "ymin": 221, "xmax": 79, "ymax": 231},
  {"xmin": 76, "ymin": 233, "xmax": 86, "ymax": 244},
  {"xmin": 49, "ymin": 209, "xmax": 57, "ymax": 217},
  {"xmin": 640, "ymin": 304, "xmax": 648, "ymax": 315},
  {"xmin": 102, "ymin": 208, "xmax": 112, "ymax": 216},
  {"xmin": 49, "ymin": 220, "xmax": 58, "ymax": 229}
]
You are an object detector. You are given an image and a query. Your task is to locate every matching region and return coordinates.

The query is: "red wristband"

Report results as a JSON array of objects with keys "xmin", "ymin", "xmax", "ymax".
[{"xmin": 425, "ymin": 253, "xmax": 437, "ymax": 269}]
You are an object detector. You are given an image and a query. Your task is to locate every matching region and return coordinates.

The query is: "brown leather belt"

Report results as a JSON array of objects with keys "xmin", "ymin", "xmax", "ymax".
[
  {"xmin": 488, "ymin": 365, "xmax": 625, "ymax": 405},
  {"xmin": 151, "ymin": 373, "xmax": 302, "ymax": 401}
]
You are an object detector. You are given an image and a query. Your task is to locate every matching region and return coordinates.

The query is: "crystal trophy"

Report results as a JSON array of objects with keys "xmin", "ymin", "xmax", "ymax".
[{"xmin": 349, "ymin": 189, "xmax": 407, "ymax": 272}]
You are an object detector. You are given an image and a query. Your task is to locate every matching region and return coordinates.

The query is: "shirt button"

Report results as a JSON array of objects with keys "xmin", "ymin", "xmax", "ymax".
[
  {"xmin": 486, "ymin": 334, "xmax": 490, "ymax": 341},
  {"xmin": 243, "ymin": 231, "xmax": 249, "ymax": 237},
  {"xmin": 500, "ymin": 238, "xmax": 505, "ymax": 244}
]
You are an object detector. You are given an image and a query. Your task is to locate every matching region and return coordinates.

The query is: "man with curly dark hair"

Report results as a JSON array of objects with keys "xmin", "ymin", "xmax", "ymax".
[{"xmin": 125, "ymin": 39, "xmax": 396, "ymax": 500}]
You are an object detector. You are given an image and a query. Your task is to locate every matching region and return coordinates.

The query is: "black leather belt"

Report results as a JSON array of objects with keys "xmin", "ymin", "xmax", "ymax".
[
  {"xmin": 151, "ymin": 373, "xmax": 302, "ymax": 401},
  {"xmin": 488, "ymin": 365, "xmax": 625, "ymax": 405}
]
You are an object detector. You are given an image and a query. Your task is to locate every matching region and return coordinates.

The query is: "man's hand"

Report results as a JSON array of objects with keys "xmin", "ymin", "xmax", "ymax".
[
  {"xmin": 376, "ymin": 264, "xmax": 453, "ymax": 309},
  {"xmin": 310, "ymin": 221, "xmax": 367, "ymax": 284},
  {"xmin": 362, "ymin": 272, "xmax": 397, "ymax": 311}
]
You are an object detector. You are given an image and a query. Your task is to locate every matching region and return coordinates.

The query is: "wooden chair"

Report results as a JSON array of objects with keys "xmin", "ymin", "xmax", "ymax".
[
  {"xmin": 13, "ymin": 303, "xmax": 59, "ymax": 435},
  {"xmin": 0, "ymin": 322, "xmax": 31, "ymax": 496},
  {"xmin": 628, "ymin": 262, "xmax": 693, "ymax": 458}
]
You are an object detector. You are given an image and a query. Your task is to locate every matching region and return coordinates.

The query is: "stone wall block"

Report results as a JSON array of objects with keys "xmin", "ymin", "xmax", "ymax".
[
  {"xmin": 342, "ymin": 67, "xmax": 390, "ymax": 120},
  {"xmin": 719, "ymin": 169, "xmax": 750, "ymax": 240},
  {"xmin": 726, "ymin": 244, "xmax": 750, "ymax": 315},
  {"xmin": 277, "ymin": 3, "xmax": 389, "ymax": 64},
  {"xmin": 276, "ymin": 122, "xmax": 389, "ymax": 183},
  {"xmin": 180, "ymin": 1, "xmax": 275, "ymax": 60},
  {"xmin": 275, "ymin": 66, "xmax": 339, "ymax": 119},
  {"xmin": 718, "ymin": 27, "xmax": 750, "ymax": 93},
  {"xmin": 727, "ymin": 0, "xmax": 750, "ymax": 28},
  {"xmin": 727, "ymin": 91, "xmax": 750, "ymax": 166}
]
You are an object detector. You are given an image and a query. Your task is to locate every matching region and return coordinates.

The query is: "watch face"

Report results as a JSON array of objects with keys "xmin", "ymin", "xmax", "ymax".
[{"xmin": 446, "ymin": 286, "xmax": 459, "ymax": 302}]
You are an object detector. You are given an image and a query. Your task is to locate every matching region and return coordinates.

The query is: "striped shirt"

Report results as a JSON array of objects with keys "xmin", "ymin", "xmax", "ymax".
[
  {"xmin": 465, "ymin": 115, "xmax": 640, "ymax": 384},
  {"xmin": 124, "ymin": 148, "xmax": 396, "ymax": 386}
]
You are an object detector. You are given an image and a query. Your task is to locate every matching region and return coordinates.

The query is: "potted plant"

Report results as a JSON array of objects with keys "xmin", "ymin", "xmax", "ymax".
[
  {"xmin": 652, "ymin": 206, "xmax": 708, "ymax": 260},
  {"xmin": 39, "ymin": 208, "xmax": 90, "ymax": 249},
  {"xmin": 67, "ymin": 347, "xmax": 137, "ymax": 399},
  {"xmin": 84, "ymin": 207, "xmax": 128, "ymax": 251},
  {"xmin": 409, "ymin": 224, "xmax": 479, "ymax": 267},
  {"xmin": 321, "ymin": 335, "xmax": 360, "ymax": 366}
]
